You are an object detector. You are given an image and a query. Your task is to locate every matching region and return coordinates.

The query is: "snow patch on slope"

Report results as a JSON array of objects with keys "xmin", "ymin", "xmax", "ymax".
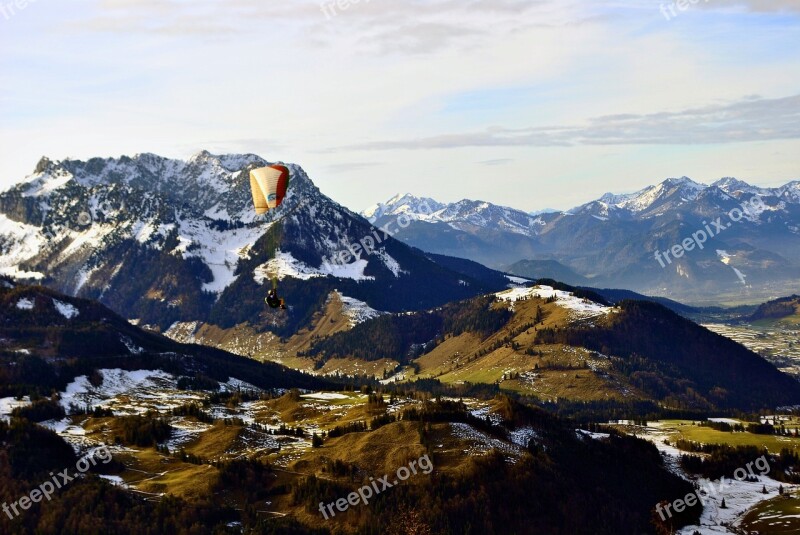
[
  {"xmin": 506, "ymin": 275, "xmax": 529, "ymax": 287},
  {"xmin": 495, "ymin": 285, "xmax": 612, "ymax": 317},
  {"xmin": 508, "ymin": 426, "xmax": 539, "ymax": 447},
  {"xmin": 302, "ymin": 392, "xmax": 350, "ymax": 401},
  {"xmin": 16, "ymin": 298, "xmax": 34, "ymax": 310},
  {"xmin": 0, "ymin": 396, "xmax": 31, "ymax": 421},
  {"xmin": 21, "ymin": 171, "xmax": 73, "ymax": 197},
  {"xmin": 335, "ymin": 291, "xmax": 383, "ymax": 326},
  {"xmin": 255, "ymin": 251, "xmax": 326, "ymax": 282},
  {"xmin": 374, "ymin": 249, "xmax": 407, "ymax": 277},
  {"xmin": 0, "ymin": 214, "xmax": 45, "ymax": 280},
  {"xmin": 60, "ymin": 369, "xmax": 176, "ymax": 412},
  {"xmin": 255, "ymin": 251, "xmax": 375, "ymax": 283},
  {"xmin": 174, "ymin": 217, "xmax": 268, "ymax": 293},
  {"xmin": 319, "ymin": 258, "xmax": 374, "ymax": 281},
  {"xmin": 164, "ymin": 321, "xmax": 200, "ymax": 344},
  {"xmin": 120, "ymin": 336, "xmax": 144, "ymax": 355},
  {"xmin": 638, "ymin": 421, "xmax": 795, "ymax": 534},
  {"xmin": 450, "ymin": 422, "xmax": 524, "ymax": 462},
  {"xmin": 53, "ymin": 299, "xmax": 79, "ymax": 319}
]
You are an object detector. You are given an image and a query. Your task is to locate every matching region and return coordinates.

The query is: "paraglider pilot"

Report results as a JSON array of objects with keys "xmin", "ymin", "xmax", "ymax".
[
  {"xmin": 266, "ymin": 288, "xmax": 286, "ymax": 310},
  {"xmin": 250, "ymin": 164, "xmax": 291, "ymax": 312}
]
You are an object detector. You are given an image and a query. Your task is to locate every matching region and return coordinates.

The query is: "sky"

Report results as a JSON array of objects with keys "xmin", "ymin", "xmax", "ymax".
[{"xmin": 1, "ymin": 0, "xmax": 799, "ymax": 213}]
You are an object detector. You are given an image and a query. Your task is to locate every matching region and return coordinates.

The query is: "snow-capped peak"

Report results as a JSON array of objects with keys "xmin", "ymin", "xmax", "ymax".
[
  {"xmin": 362, "ymin": 194, "xmax": 546, "ymax": 237},
  {"xmin": 0, "ymin": 151, "xmax": 427, "ymax": 318},
  {"xmin": 711, "ymin": 177, "xmax": 774, "ymax": 198},
  {"xmin": 361, "ymin": 193, "xmax": 446, "ymax": 223},
  {"xmin": 778, "ymin": 180, "xmax": 800, "ymax": 203},
  {"xmin": 570, "ymin": 177, "xmax": 709, "ymax": 218}
]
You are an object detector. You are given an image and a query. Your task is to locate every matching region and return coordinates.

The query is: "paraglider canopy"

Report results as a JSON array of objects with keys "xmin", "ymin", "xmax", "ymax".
[{"xmin": 250, "ymin": 164, "xmax": 290, "ymax": 214}]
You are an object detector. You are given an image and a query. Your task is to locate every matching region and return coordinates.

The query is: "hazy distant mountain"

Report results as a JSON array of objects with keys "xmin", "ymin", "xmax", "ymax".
[
  {"xmin": 363, "ymin": 193, "xmax": 549, "ymax": 267},
  {"xmin": 505, "ymin": 259, "xmax": 588, "ymax": 286},
  {"xmin": 747, "ymin": 294, "xmax": 800, "ymax": 322},
  {"xmin": 0, "ymin": 152, "xmax": 509, "ymax": 336},
  {"xmin": 364, "ymin": 177, "xmax": 800, "ymax": 303},
  {"xmin": 364, "ymin": 193, "xmax": 547, "ymax": 237}
]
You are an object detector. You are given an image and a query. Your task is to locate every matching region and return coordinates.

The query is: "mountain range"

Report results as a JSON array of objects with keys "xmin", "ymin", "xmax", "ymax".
[
  {"xmin": 0, "ymin": 152, "xmax": 512, "ymax": 338},
  {"xmin": 2, "ymin": 153, "xmax": 798, "ymax": 534},
  {"xmin": 364, "ymin": 177, "xmax": 800, "ymax": 303}
]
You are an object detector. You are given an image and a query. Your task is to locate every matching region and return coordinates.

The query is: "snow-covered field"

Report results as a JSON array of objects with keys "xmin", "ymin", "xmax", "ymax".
[
  {"xmin": 254, "ymin": 250, "xmax": 376, "ymax": 283},
  {"xmin": 495, "ymin": 285, "xmax": 613, "ymax": 317},
  {"xmin": 162, "ymin": 417, "xmax": 215, "ymax": 451},
  {"xmin": 336, "ymin": 291, "xmax": 383, "ymax": 326},
  {"xmin": 468, "ymin": 404, "xmax": 503, "ymax": 426},
  {"xmin": 221, "ymin": 377, "xmax": 261, "ymax": 392},
  {"xmin": 638, "ymin": 421, "xmax": 797, "ymax": 534},
  {"xmin": 508, "ymin": 426, "xmax": 539, "ymax": 447},
  {"xmin": 0, "ymin": 396, "xmax": 31, "ymax": 421},
  {"xmin": 40, "ymin": 418, "xmax": 95, "ymax": 452},
  {"xmin": 505, "ymin": 275, "xmax": 530, "ymax": 287},
  {"xmin": 576, "ymin": 429, "xmax": 611, "ymax": 441},
  {"xmin": 256, "ymin": 251, "xmax": 336, "ymax": 282},
  {"xmin": 300, "ymin": 392, "xmax": 349, "ymax": 401},
  {"xmin": 173, "ymin": 217, "xmax": 268, "ymax": 293},
  {"xmin": 59, "ymin": 369, "xmax": 189, "ymax": 413},
  {"xmin": 708, "ymin": 418, "xmax": 740, "ymax": 425},
  {"xmin": 449, "ymin": 422, "xmax": 524, "ymax": 462},
  {"xmin": 675, "ymin": 475, "xmax": 794, "ymax": 535}
]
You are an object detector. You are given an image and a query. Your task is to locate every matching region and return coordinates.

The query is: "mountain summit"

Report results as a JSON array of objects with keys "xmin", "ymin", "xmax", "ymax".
[
  {"xmin": 0, "ymin": 153, "xmax": 508, "ymax": 334},
  {"xmin": 364, "ymin": 177, "xmax": 800, "ymax": 302}
]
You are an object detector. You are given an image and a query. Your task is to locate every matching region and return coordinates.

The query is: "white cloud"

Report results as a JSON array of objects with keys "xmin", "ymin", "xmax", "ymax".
[
  {"xmin": 1, "ymin": 0, "xmax": 799, "ymax": 212},
  {"xmin": 335, "ymin": 94, "xmax": 800, "ymax": 150}
]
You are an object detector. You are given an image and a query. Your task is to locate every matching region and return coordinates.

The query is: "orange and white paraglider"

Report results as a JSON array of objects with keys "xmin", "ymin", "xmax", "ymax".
[
  {"xmin": 249, "ymin": 164, "xmax": 290, "ymax": 215},
  {"xmin": 250, "ymin": 164, "xmax": 291, "ymax": 310}
]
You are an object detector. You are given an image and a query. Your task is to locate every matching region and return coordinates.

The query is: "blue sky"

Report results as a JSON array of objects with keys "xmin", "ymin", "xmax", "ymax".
[{"xmin": 1, "ymin": 0, "xmax": 799, "ymax": 212}]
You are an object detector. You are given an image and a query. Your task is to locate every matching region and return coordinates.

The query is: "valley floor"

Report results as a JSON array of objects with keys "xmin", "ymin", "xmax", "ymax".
[{"xmin": 633, "ymin": 420, "xmax": 800, "ymax": 534}]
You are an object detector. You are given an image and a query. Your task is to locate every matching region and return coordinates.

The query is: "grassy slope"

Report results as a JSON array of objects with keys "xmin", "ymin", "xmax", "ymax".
[
  {"xmin": 655, "ymin": 420, "xmax": 800, "ymax": 454},
  {"xmin": 411, "ymin": 296, "xmax": 643, "ymax": 402}
]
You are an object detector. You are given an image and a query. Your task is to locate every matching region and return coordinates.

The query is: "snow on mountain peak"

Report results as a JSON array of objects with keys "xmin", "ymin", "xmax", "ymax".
[
  {"xmin": 361, "ymin": 193, "xmax": 445, "ymax": 223},
  {"xmin": 0, "ymin": 152, "xmax": 392, "ymax": 297},
  {"xmin": 663, "ymin": 176, "xmax": 703, "ymax": 188},
  {"xmin": 362, "ymin": 194, "xmax": 545, "ymax": 237},
  {"xmin": 780, "ymin": 181, "xmax": 800, "ymax": 202},
  {"xmin": 713, "ymin": 177, "xmax": 751, "ymax": 191},
  {"xmin": 495, "ymin": 285, "xmax": 613, "ymax": 317},
  {"xmin": 571, "ymin": 177, "xmax": 709, "ymax": 217}
]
